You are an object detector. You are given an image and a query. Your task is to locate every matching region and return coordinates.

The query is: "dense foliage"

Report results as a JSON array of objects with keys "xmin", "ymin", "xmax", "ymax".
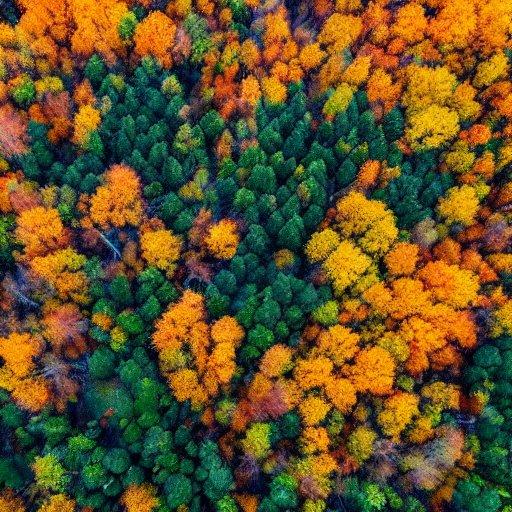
[{"xmin": 0, "ymin": 0, "xmax": 512, "ymax": 511}]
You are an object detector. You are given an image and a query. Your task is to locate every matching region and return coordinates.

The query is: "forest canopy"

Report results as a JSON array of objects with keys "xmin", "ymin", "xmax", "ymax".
[{"xmin": 0, "ymin": 0, "xmax": 512, "ymax": 511}]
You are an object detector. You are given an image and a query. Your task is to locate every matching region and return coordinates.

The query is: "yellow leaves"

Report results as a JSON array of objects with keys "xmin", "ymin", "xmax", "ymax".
[
  {"xmin": 35, "ymin": 76, "xmax": 64, "ymax": 96},
  {"xmin": 89, "ymin": 164, "xmax": 143, "ymax": 230},
  {"xmin": 306, "ymin": 193, "xmax": 397, "ymax": 297},
  {"xmin": 377, "ymin": 331, "xmax": 409, "ymax": 363},
  {"xmin": 241, "ymin": 422, "xmax": 271, "ymax": 459},
  {"xmin": 133, "ymin": 11, "xmax": 177, "ymax": 68},
  {"xmin": 73, "ymin": 104, "xmax": 100, "ymax": 145},
  {"xmin": 341, "ymin": 56, "xmax": 371, "ymax": 87},
  {"xmin": 299, "ymin": 396, "xmax": 330, "ymax": 426},
  {"xmin": 402, "ymin": 65, "xmax": 457, "ymax": 113},
  {"xmin": 205, "ymin": 218, "xmax": 239, "ymax": 260},
  {"xmin": 347, "ymin": 426, "xmax": 377, "ymax": 464},
  {"xmin": 335, "ymin": 191, "xmax": 398, "ymax": 255},
  {"xmin": 402, "ymin": 65, "xmax": 461, "ymax": 149},
  {"xmin": 318, "ymin": 14, "xmax": 363, "ymax": 53},
  {"xmin": 421, "ymin": 381, "xmax": 460, "ymax": 411},
  {"xmin": 323, "ymin": 241, "xmax": 372, "ymax": 296},
  {"xmin": 317, "ymin": 325, "xmax": 359, "ymax": 365},
  {"xmin": 473, "ymin": 51, "xmax": 509, "ymax": 88},
  {"xmin": 305, "ymin": 228, "xmax": 340, "ymax": 263},
  {"xmin": 442, "ymin": 141, "xmax": 476, "ymax": 174},
  {"xmin": 322, "ymin": 83, "xmax": 353, "ymax": 117},
  {"xmin": 31, "ymin": 248, "xmax": 88, "ymax": 303},
  {"xmin": 406, "ymin": 104, "xmax": 459, "ymax": 151},
  {"xmin": 120, "ymin": 484, "xmax": 159, "ymax": 512},
  {"xmin": 261, "ymin": 76, "xmax": 287, "ymax": 104},
  {"xmin": 437, "ymin": 185, "xmax": 479, "ymax": 226},
  {"xmin": 377, "ymin": 392, "xmax": 419, "ymax": 440},
  {"xmin": 490, "ymin": 299, "xmax": 512, "ymax": 338},
  {"xmin": 140, "ymin": 228, "xmax": 182, "ymax": 276},
  {"xmin": 392, "ymin": 3, "xmax": 428, "ymax": 44}
]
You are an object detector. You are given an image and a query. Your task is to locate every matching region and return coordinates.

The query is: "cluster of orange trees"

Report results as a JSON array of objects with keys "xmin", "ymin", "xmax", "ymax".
[{"xmin": 0, "ymin": 0, "xmax": 511, "ymax": 511}]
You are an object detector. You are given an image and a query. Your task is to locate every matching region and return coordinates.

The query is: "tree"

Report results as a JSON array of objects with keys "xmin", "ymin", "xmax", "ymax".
[
  {"xmin": 16, "ymin": 206, "xmax": 69, "ymax": 258},
  {"xmin": 88, "ymin": 164, "xmax": 143, "ymax": 230},
  {"xmin": 134, "ymin": 12, "xmax": 177, "ymax": 68},
  {"xmin": 205, "ymin": 219, "xmax": 239, "ymax": 260},
  {"xmin": 140, "ymin": 228, "xmax": 181, "ymax": 276},
  {"xmin": 0, "ymin": 105, "xmax": 28, "ymax": 158}
]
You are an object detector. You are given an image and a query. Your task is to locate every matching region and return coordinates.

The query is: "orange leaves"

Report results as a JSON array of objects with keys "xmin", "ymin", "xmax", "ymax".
[
  {"xmin": 211, "ymin": 315, "xmax": 244, "ymax": 345},
  {"xmin": 16, "ymin": 206, "xmax": 70, "ymax": 258},
  {"xmin": 427, "ymin": 0, "xmax": 477, "ymax": 51},
  {"xmin": 0, "ymin": 489, "xmax": 26, "ymax": 512},
  {"xmin": 152, "ymin": 289, "xmax": 205, "ymax": 353},
  {"xmin": 0, "ymin": 332, "xmax": 50, "ymax": 412},
  {"xmin": 205, "ymin": 218, "xmax": 239, "ymax": 260},
  {"xmin": 324, "ymin": 376, "xmax": 356, "ymax": 414},
  {"xmin": 38, "ymin": 494, "xmax": 76, "ymax": 512},
  {"xmin": 134, "ymin": 11, "xmax": 177, "ymax": 68},
  {"xmin": 120, "ymin": 484, "xmax": 159, "ymax": 512},
  {"xmin": 298, "ymin": 396, "xmax": 330, "ymax": 426},
  {"xmin": 0, "ymin": 332, "xmax": 43, "ymax": 379},
  {"xmin": 418, "ymin": 260, "xmax": 479, "ymax": 309},
  {"xmin": 385, "ymin": 242, "xmax": 418, "ymax": 277},
  {"xmin": 299, "ymin": 43, "xmax": 326, "ymax": 71},
  {"xmin": 317, "ymin": 324, "xmax": 359, "ymax": 365},
  {"xmin": 350, "ymin": 346, "xmax": 395, "ymax": 396},
  {"xmin": 0, "ymin": 104, "xmax": 28, "ymax": 158},
  {"xmin": 259, "ymin": 344, "xmax": 293, "ymax": 378},
  {"xmin": 11, "ymin": 376, "xmax": 51, "ymax": 412},
  {"xmin": 391, "ymin": 3, "xmax": 427, "ymax": 44},
  {"xmin": 88, "ymin": 164, "xmax": 143, "ymax": 230},
  {"xmin": 30, "ymin": 248, "xmax": 89, "ymax": 303},
  {"xmin": 152, "ymin": 291, "xmax": 244, "ymax": 408},
  {"xmin": 42, "ymin": 303, "xmax": 87, "ymax": 358},
  {"xmin": 69, "ymin": 0, "xmax": 128, "ymax": 64},
  {"xmin": 17, "ymin": 0, "xmax": 128, "ymax": 68},
  {"xmin": 294, "ymin": 355, "xmax": 333, "ymax": 391}
]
